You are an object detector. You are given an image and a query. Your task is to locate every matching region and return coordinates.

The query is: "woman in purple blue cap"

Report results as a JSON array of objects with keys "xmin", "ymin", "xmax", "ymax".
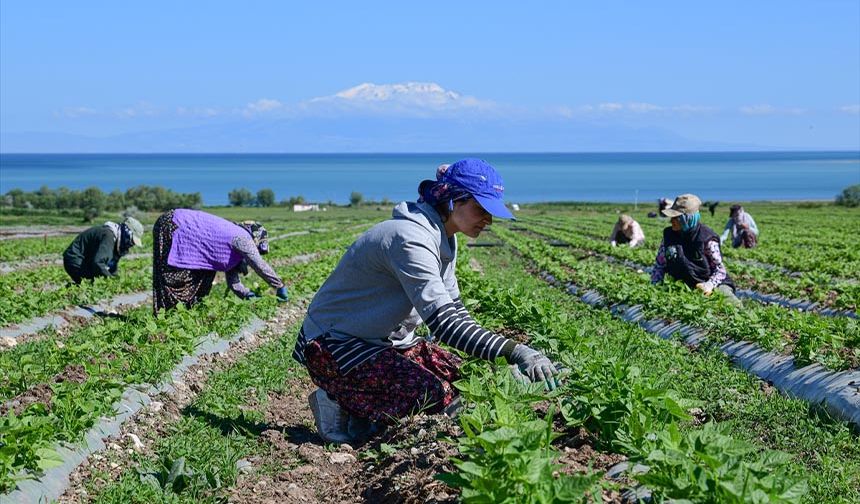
[
  {"xmin": 151, "ymin": 209, "xmax": 289, "ymax": 314},
  {"xmin": 292, "ymin": 158, "xmax": 559, "ymax": 444}
]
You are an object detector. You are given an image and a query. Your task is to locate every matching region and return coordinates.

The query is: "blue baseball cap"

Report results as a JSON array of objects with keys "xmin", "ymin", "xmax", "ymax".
[{"xmin": 441, "ymin": 158, "xmax": 515, "ymax": 220}]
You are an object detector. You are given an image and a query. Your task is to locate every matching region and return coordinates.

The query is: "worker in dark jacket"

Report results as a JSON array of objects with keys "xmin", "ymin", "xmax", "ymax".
[
  {"xmin": 62, "ymin": 217, "xmax": 145, "ymax": 284},
  {"xmin": 650, "ymin": 194, "xmax": 740, "ymax": 306}
]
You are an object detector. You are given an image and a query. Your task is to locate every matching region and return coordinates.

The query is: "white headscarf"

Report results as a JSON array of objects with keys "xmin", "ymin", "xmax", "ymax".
[{"xmin": 103, "ymin": 221, "xmax": 121, "ymax": 253}]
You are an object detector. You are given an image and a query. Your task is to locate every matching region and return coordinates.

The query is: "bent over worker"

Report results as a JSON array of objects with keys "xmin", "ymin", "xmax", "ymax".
[
  {"xmin": 62, "ymin": 217, "xmax": 144, "ymax": 284},
  {"xmin": 720, "ymin": 204, "xmax": 759, "ymax": 248},
  {"xmin": 151, "ymin": 209, "xmax": 288, "ymax": 314},
  {"xmin": 609, "ymin": 214, "xmax": 645, "ymax": 248},
  {"xmin": 292, "ymin": 158, "xmax": 559, "ymax": 444},
  {"xmin": 651, "ymin": 194, "xmax": 741, "ymax": 306}
]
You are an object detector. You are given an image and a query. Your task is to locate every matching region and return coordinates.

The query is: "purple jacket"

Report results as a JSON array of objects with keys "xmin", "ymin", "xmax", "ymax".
[{"xmin": 168, "ymin": 209, "xmax": 247, "ymax": 271}]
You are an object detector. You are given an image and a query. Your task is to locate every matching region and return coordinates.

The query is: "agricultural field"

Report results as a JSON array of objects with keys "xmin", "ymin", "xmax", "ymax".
[{"xmin": 0, "ymin": 202, "xmax": 858, "ymax": 503}]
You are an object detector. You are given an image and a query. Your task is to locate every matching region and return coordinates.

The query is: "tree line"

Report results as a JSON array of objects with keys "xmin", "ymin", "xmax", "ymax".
[
  {"xmin": 2, "ymin": 185, "xmax": 202, "ymax": 216},
  {"xmin": 228, "ymin": 188, "xmax": 395, "ymax": 208},
  {"xmin": 228, "ymin": 187, "xmax": 312, "ymax": 207}
]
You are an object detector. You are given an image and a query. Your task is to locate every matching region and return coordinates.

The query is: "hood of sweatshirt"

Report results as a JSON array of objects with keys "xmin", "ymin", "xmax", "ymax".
[{"xmin": 391, "ymin": 201, "xmax": 456, "ymax": 264}]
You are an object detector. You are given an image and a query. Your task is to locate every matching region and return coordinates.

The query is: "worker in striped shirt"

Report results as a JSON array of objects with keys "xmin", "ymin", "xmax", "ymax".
[{"xmin": 293, "ymin": 159, "xmax": 559, "ymax": 444}]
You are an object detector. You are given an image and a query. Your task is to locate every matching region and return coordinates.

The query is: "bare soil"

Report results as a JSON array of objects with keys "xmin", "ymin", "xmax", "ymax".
[
  {"xmin": 57, "ymin": 303, "xmax": 309, "ymax": 503},
  {"xmin": 1, "ymin": 364, "xmax": 88, "ymax": 416}
]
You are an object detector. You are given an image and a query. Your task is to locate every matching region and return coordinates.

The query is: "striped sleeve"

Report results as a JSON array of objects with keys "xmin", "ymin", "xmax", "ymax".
[{"xmin": 426, "ymin": 300, "xmax": 517, "ymax": 362}]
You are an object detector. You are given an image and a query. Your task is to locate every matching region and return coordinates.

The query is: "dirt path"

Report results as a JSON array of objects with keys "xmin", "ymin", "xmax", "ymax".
[
  {"xmin": 229, "ymin": 388, "xmax": 464, "ymax": 504},
  {"xmin": 56, "ymin": 304, "xmax": 308, "ymax": 502},
  {"xmin": 0, "ymin": 226, "xmax": 89, "ymax": 240}
]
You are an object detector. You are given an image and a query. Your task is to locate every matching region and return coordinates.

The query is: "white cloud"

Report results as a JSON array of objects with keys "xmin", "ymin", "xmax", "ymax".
[
  {"xmin": 59, "ymin": 106, "xmax": 99, "ymax": 118},
  {"xmin": 839, "ymin": 104, "xmax": 860, "ymax": 114},
  {"xmin": 570, "ymin": 102, "xmax": 712, "ymax": 116},
  {"xmin": 553, "ymin": 106, "xmax": 576, "ymax": 118},
  {"xmin": 307, "ymin": 82, "xmax": 494, "ymax": 115},
  {"xmin": 671, "ymin": 104, "xmax": 718, "ymax": 114},
  {"xmin": 627, "ymin": 102, "xmax": 662, "ymax": 113},
  {"xmin": 114, "ymin": 102, "xmax": 161, "ymax": 118},
  {"xmin": 740, "ymin": 104, "xmax": 776, "ymax": 115},
  {"xmin": 242, "ymin": 98, "xmax": 284, "ymax": 117},
  {"xmin": 176, "ymin": 106, "xmax": 221, "ymax": 118},
  {"xmin": 740, "ymin": 104, "xmax": 805, "ymax": 116},
  {"xmin": 597, "ymin": 102, "xmax": 624, "ymax": 112}
]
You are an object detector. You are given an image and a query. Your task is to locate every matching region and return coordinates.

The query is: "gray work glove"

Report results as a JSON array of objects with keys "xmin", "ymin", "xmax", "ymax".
[{"xmin": 509, "ymin": 344, "xmax": 560, "ymax": 391}]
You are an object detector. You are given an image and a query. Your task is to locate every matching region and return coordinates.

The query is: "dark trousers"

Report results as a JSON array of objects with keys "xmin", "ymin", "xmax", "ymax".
[{"xmin": 63, "ymin": 256, "xmax": 84, "ymax": 284}]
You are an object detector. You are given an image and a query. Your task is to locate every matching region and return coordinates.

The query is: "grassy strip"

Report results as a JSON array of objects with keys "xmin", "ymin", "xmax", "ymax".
[
  {"xmin": 466, "ymin": 242, "xmax": 860, "ymax": 502},
  {"xmin": 0, "ymin": 295, "xmax": 278, "ymax": 493}
]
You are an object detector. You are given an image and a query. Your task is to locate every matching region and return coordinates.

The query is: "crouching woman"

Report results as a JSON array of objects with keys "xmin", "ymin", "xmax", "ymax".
[{"xmin": 292, "ymin": 158, "xmax": 559, "ymax": 444}]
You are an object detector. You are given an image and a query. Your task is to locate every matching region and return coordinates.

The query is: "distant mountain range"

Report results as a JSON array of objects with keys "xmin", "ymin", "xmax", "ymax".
[
  {"xmin": 1, "ymin": 82, "xmax": 767, "ymax": 153},
  {"xmin": 0, "ymin": 117, "xmax": 765, "ymax": 153}
]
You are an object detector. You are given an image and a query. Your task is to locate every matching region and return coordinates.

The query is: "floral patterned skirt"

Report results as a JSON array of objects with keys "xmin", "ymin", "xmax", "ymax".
[
  {"xmin": 303, "ymin": 337, "xmax": 462, "ymax": 423},
  {"xmin": 733, "ymin": 229, "xmax": 758, "ymax": 249},
  {"xmin": 152, "ymin": 210, "xmax": 217, "ymax": 315}
]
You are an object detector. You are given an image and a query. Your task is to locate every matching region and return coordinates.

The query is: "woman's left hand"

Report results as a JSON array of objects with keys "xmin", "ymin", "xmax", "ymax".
[{"xmin": 510, "ymin": 344, "xmax": 560, "ymax": 390}]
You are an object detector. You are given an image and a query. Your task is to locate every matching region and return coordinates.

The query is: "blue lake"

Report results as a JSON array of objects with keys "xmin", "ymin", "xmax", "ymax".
[{"xmin": 1, "ymin": 152, "xmax": 858, "ymax": 205}]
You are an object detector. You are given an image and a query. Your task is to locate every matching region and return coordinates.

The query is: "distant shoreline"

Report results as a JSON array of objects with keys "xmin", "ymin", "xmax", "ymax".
[
  {"xmin": 2, "ymin": 152, "xmax": 856, "ymax": 206},
  {"xmin": 2, "ymin": 150, "xmax": 860, "ymax": 156}
]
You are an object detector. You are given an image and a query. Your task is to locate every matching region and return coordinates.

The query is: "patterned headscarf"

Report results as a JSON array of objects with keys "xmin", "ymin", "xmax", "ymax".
[
  {"xmin": 679, "ymin": 211, "xmax": 701, "ymax": 232},
  {"xmin": 417, "ymin": 163, "xmax": 473, "ymax": 211},
  {"xmin": 118, "ymin": 223, "xmax": 135, "ymax": 256},
  {"xmin": 237, "ymin": 220, "xmax": 269, "ymax": 255}
]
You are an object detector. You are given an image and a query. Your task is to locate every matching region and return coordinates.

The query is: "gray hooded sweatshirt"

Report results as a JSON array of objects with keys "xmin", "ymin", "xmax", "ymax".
[{"xmin": 293, "ymin": 201, "xmax": 515, "ymax": 374}]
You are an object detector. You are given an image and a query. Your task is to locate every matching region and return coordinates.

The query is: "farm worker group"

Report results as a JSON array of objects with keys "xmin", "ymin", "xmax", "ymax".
[
  {"xmin": 62, "ymin": 217, "xmax": 145, "ymax": 284},
  {"xmin": 59, "ymin": 160, "xmax": 754, "ymax": 447}
]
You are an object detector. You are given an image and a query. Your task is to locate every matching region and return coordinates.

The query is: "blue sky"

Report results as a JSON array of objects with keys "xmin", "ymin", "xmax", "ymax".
[{"xmin": 1, "ymin": 1, "xmax": 859, "ymax": 152}]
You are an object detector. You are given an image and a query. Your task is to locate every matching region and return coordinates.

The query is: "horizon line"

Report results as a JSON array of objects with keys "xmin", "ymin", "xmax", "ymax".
[{"xmin": 2, "ymin": 149, "xmax": 859, "ymax": 156}]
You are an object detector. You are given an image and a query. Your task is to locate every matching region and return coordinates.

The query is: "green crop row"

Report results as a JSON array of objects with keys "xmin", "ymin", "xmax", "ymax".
[
  {"xmin": 457, "ymin": 242, "xmax": 859, "ymax": 502},
  {"xmin": 0, "ymin": 258, "xmax": 152, "ymax": 326},
  {"xmin": 524, "ymin": 204, "xmax": 860, "ymax": 279},
  {"xmin": 494, "ymin": 226, "xmax": 859, "ymax": 371},
  {"xmin": 441, "ymin": 246, "xmax": 811, "ymax": 503},
  {"xmin": 518, "ymin": 220, "xmax": 860, "ymax": 311},
  {"xmin": 0, "ymin": 248, "xmax": 342, "ymax": 493},
  {"xmin": 0, "ymin": 235, "xmax": 87, "ymax": 263}
]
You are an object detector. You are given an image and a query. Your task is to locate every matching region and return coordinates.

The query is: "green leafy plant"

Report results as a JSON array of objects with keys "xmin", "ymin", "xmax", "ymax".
[
  {"xmin": 557, "ymin": 355, "xmax": 692, "ymax": 454},
  {"xmin": 634, "ymin": 423, "xmax": 807, "ymax": 503}
]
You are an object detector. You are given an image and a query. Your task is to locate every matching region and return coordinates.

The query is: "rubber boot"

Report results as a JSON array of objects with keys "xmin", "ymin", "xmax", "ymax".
[
  {"xmin": 308, "ymin": 389, "xmax": 352, "ymax": 444},
  {"xmin": 347, "ymin": 415, "xmax": 380, "ymax": 442},
  {"xmin": 443, "ymin": 396, "xmax": 462, "ymax": 418}
]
